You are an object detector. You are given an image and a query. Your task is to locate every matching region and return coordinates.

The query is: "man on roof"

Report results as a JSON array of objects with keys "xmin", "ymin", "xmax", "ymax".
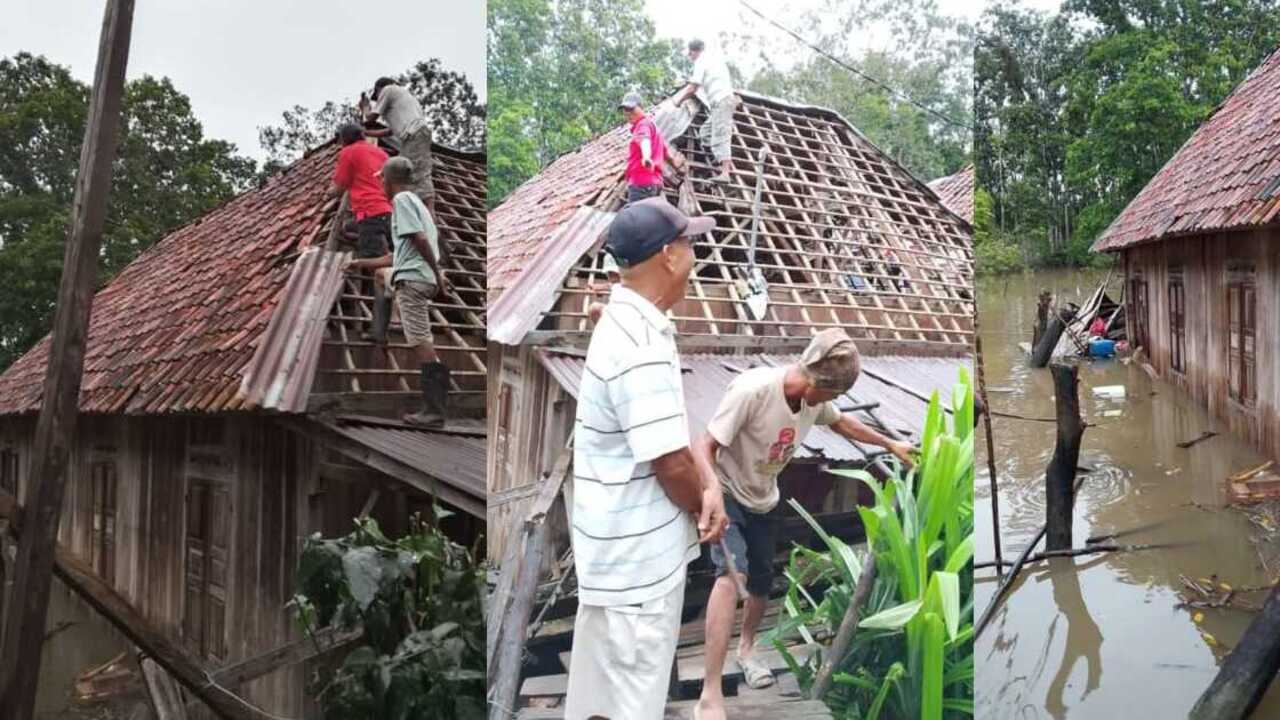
[
  {"xmin": 330, "ymin": 123, "xmax": 394, "ymax": 340},
  {"xmin": 619, "ymin": 91, "xmax": 668, "ymax": 204},
  {"xmin": 564, "ymin": 197, "xmax": 728, "ymax": 720},
  {"xmin": 693, "ymin": 330, "xmax": 915, "ymax": 719},
  {"xmin": 347, "ymin": 156, "xmax": 452, "ymax": 428},
  {"xmin": 674, "ymin": 38, "xmax": 736, "ymax": 184},
  {"xmin": 364, "ymin": 77, "xmax": 436, "ymax": 216}
]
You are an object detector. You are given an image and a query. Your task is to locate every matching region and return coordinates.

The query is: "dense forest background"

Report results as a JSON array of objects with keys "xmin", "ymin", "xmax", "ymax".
[
  {"xmin": 487, "ymin": 0, "xmax": 973, "ymax": 208},
  {"xmin": 0, "ymin": 55, "xmax": 483, "ymax": 372},
  {"xmin": 974, "ymin": 0, "xmax": 1280, "ymax": 274}
]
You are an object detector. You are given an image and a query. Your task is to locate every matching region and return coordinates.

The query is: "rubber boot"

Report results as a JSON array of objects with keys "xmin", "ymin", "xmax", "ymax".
[{"xmin": 404, "ymin": 362, "xmax": 448, "ymax": 428}]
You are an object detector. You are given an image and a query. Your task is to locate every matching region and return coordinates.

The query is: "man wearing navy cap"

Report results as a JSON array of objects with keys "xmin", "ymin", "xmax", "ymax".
[{"xmin": 564, "ymin": 197, "xmax": 728, "ymax": 720}]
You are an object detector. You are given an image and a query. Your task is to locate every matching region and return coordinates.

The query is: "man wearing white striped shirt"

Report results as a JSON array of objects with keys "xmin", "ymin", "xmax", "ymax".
[{"xmin": 564, "ymin": 197, "xmax": 728, "ymax": 719}]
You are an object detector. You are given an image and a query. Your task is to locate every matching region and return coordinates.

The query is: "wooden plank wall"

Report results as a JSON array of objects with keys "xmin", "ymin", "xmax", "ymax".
[
  {"xmin": 487, "ymin": 343, "xmax": 575, "ymax": 561},
  {"xmin": 1125, "ymin": 229, "xmax": 1280, "ymax": 461}
]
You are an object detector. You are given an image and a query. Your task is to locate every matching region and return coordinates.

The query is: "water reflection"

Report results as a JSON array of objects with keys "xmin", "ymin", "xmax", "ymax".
[{"xmin": 975, "ymin": 269, "xmax": 1279, "ymax": 718}]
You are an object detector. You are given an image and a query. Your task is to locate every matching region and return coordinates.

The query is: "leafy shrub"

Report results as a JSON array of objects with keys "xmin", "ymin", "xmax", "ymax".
[
  {"xmin": 292, "ymin": 513, "xmax": 485, "ymax": 720},
  {"xmin": 773, "ymin": 371, "xmax": 975, "ymax": 719}
]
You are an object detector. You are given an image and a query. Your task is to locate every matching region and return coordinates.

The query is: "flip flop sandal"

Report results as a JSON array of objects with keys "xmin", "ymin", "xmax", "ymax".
[{"xmin": 735, "ymin": 653, "xmax": 775, "ymax": 689}]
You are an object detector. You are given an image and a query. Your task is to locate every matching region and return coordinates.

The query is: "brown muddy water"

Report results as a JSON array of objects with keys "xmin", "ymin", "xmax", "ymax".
[{"xmin": 975, "ymin": 268, "xmax": 1280, "ymax": 719}]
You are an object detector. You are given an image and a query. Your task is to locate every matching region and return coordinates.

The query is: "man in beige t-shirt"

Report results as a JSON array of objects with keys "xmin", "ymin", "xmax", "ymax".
[{"xmin": 692, "ymin": 329, "xmax": 914, "ymax": 720}]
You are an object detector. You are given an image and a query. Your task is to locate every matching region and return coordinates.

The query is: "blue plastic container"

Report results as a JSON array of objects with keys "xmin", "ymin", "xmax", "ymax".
[{"xmin": 1089, "ymin": 338, "xmax": 1116, "ymax": 358}]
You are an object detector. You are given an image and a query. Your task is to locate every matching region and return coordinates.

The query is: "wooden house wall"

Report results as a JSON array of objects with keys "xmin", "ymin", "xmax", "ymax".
[
  {"xmin": 1123, "ymin": 228, "xmax": 1280, "ymax": 461},
  {"xmin": 487, "ymin": 343, "xmax": 575, "ymax": 561},
  {"xmin": 0, "ymin": 413, "xmax": 396, "ymax": 717}
]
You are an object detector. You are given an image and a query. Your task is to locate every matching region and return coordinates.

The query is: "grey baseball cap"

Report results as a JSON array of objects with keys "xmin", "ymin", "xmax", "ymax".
[
  {"xmin": 378, "ymin": 155, "xmax": 415, "ymax": 184},
  {"xmin": 604, "ymin": 197, "xmax": 714, "ymax": 268},
  {"xmin": 618, "ymin": 92, "xmax": 644, "ymax": 110}
]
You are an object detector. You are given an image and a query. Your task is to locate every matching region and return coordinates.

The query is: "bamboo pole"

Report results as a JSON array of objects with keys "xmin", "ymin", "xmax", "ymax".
[
  {"xmin": 0, "ymin": 3, "xmax": 134, "ymax": 717},
  {"xmin": 810, "ymin": 554, "xmax": 877, "ymax": 701}
]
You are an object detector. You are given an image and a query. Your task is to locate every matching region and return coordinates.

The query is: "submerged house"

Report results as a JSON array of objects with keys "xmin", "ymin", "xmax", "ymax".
[
  {"xmin": 0, "ymin": 138, "xmax": 487, "ymax": 714},
  {"xmin": 486, "ymin": 89, "xmax": 974, "ymax": 709},
  {"xmin": 1092, "ymin": 47, "xmax": 1280, "ymax": 462}
]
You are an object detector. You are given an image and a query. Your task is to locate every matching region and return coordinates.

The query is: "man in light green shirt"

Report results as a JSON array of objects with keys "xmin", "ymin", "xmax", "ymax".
[{"xmin": 348, "ymin": 156, "xmax": 452, "ymax": 427}]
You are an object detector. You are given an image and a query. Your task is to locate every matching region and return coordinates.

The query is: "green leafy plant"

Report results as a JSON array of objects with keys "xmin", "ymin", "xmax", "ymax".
[
  {"xmin": 771, "ymin": 370, "xmax": 975, "ymax": 719},
  {"xmin": 292, "ymin": 511, "xmax": 485, "ymax": 720}
]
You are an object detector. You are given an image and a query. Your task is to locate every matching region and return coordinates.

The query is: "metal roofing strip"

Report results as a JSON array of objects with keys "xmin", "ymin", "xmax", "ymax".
[{"xmin": 487, "ymin": 207, "xmax": 616, "ymax": 345}]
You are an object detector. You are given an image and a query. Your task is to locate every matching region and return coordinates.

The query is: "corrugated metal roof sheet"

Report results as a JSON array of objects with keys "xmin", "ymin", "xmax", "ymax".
[
  {"xmin": 1093, "ymin": 48, "xmax": 1280, "ymax": 251},
  {"xmin": 324, "ymin": 416, "xmax": 487, "ymax": 517},
  {"xmin": 928, "ymin": 165, "xmax": 974, "ymax": 225},
  {"xmin": 238, "ymin": 246, "xmax": 350, "ymax": 412},
  {"xmin": 537, "ymin": 349, "xmax": 966, "ymax": 463},
  {"xmin": 487, "ymin": 207, "xmax": 615, "ymax": 345}
]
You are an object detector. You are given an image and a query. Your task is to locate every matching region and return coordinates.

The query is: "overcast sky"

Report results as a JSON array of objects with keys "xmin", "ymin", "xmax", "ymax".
[{"xmin": 0, "ymin": 0, "xmax": 486, "ymax": 162}]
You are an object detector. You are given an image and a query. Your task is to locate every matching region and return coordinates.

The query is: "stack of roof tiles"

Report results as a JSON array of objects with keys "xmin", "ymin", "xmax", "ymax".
[{"xmin": 1093, "ymin": 47, "xmax": 1280, "ymax": 251}]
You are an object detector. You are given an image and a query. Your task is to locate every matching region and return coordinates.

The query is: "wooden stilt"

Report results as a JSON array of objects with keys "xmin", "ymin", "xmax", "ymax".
[
  {"xmin": 974, "ymin": 327, "xmax": 1004, "ymax": 576},
  {"xmin": 1190, "ymin": 586, "xmax": 1280, "ymax": 719},
  {"xmin": 1045, "ymin": 363, "xmax": 1083, "ymax": 552}
]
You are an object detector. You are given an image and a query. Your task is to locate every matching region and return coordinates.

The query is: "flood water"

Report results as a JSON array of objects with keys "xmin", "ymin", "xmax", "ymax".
[{"xmin": 974, "ymin": 268, "xmax": 1280, "ymax": 719}]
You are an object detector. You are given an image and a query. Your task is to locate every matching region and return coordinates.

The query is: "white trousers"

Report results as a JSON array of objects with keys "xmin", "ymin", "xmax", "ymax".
[{"xmin": 563, "ymin": 578, "xmax": 686, "ymax": 720}]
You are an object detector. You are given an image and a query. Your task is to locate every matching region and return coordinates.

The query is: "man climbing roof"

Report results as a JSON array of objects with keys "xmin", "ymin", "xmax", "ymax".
[
  {"xmin": 674, "ymin": 38, "xmax": 736, "ymax": 184},
  {"xmin": 692, "ymin": 329, "xmax": 915, "ymax": 719},
  {"xmin": 347, "ymin": 156, "xmax": 452, "ymax": 428},
  {"xmin": 330, "ymin": 123, "xmax": 393, "ymax": 259},
  {"xmin": 365, "ymin": 77, "xmax": 437, "ymax": 215},
  {"xmin": 619, "ymin": 91, "xmax": 668, "ymax": 204}
]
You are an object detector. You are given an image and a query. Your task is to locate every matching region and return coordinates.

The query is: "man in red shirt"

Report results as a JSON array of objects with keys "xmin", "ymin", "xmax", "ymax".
[
  {"xmin": 619, "ymin": 92, "xmax": 667, "ymax": 204},
  {"xmin": 331, "ymin": 123, "xmax": 395, "ymax": 341},
  {"xmin": 331, "ymin": 123, "xmax": 394, "ymax": 258}
]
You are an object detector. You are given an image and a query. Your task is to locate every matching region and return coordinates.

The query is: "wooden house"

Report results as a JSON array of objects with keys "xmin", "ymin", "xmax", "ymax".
[
  {"xmin": 1093, "ymin": 48, "xmax": 1280, "ymax": 462},
  {"xmin": 0, "ymin": 138, "xmax": 488, "ymax": 715},
  {"xmin": 928, "ymin": 164, "xmax": 975, "ymax": 225}
]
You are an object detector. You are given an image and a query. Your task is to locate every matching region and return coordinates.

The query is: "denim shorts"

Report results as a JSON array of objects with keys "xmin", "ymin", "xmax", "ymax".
[{"xmin": 709, "ymin": 493, "xmax": 778, "ymax": 597}]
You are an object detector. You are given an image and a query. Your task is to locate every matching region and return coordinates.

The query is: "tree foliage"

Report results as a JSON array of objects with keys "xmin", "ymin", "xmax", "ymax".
[
  {"xmin": 293, "ymin": 514, "xmax": 485, "ymax": 720},
  {"xmin": 257, "ymin": 59, "xmax": 486, "ymax": 174},
  {"xmin": 487, "ymin": 0, "xmax": 683, "ymax": 206},
  {"xmin": 0, "ymin": 53, "xmax": 256, "ymax": 371},
  {"xmin": 730, "ymin": 0, "xmax": 974, "ymax": 182},
  {"xmin": 976, "ymin": 0, "xmax": 1280, "ymax": 270}
]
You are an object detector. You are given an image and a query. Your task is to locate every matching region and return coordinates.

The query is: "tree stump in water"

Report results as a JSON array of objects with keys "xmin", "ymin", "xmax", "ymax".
[
  {"xmin": 1046, "ymin": 363, "xmax": 1083, "ymax": 552},
  {"xmin": 1190, "ymin": 585, "xmax": 1280, "ymax": 719},
  {"xmin": 1033, "ymin": 290, "xmax": 1052, "ymax": 347}
]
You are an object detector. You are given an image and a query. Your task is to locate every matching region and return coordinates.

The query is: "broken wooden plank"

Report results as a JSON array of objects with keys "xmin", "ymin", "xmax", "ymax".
[
  {"xmin": 140, "ymin": 657, "xmax": 189, "ymax": 720},
  {"xmin": 489, "ymin": 442, "xmax": 574, "ymax": 720},
  {"xmin": 209, "ymin": 626, "xmax": 363, "ymax": 688},
  {"xmin": 1177, "ymin": 431, "xmax": 1219, "ymax": 449}
]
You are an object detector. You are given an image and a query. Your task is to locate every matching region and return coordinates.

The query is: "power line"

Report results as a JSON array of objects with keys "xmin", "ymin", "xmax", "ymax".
[{"xmin": 736, "ymin": 0, "xmax": 972, "ymax": 131}]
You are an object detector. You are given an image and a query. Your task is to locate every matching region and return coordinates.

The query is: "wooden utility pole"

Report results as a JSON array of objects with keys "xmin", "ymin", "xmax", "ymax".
[
  {"xmin": 1045, "ymin": 363, "xmax": 1083, "ymax": 551},
  {"xmin": 0, "ymin": 2, "xmax": 135, "ymax": 717}
]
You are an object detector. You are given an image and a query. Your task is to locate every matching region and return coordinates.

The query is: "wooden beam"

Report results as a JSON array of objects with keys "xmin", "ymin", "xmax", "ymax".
[
  {"xmin": 1, "ymin": 3, "xmax": 135, "ymax": 716},
  {"xmin": 1190, "ymin": 585, "xmax": 1280, "ymax": 719},
  {"xmin": 1045, "ymin": 363, "xmax": 1083, "ymax": 551},
  {"xmin": 210, "ymin": 627, "xmax": 363, "ymax": 688},
  {"xmin": 488, "ymin": 442, "xmax": 573, "ymax": 720},
  {"xmin": 140, "ymin": 658, "xmax": 188, "ymax": 720},
  {"xmin": 307, "ymin": 390, "xmax": 486, "ymax": 417}
]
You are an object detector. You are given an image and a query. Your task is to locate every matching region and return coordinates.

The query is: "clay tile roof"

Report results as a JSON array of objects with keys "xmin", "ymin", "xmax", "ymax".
[
  {"xmin": 1093, "ymin": 47, "xmax": 1280, "ymax": 251},
  {"xmin": 928, "ymin": 164, "xmax": 974, "ymax": 225},
  {"xmin": 0, "ymin": 142, "xmax": 484, "ymax": 416}
]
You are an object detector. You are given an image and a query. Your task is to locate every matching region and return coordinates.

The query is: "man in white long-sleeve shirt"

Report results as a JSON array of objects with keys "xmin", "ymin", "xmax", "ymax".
[{"xmin": 674, "ymin": 39, "xmax": 736, "ymax": 184}]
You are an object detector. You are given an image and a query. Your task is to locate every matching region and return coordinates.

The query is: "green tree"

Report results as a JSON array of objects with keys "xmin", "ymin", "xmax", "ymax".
[
  {"xmin": 257, "ymin": 59, "xmax": 486, "ymax": 174},
  {"xmin": 292, "ymin": 514, "xmax": 485, "ymax": 720},
  {"xmin": 734, "ymin": 0, "xmax": 974, "ymax": 181},
  {"xmin": 487, "ymin": 0, "xmax": 682, "ymax": 206},
  {"xmin": 0, "ymin": 53, "xmax": 256, "ymax": 370}
]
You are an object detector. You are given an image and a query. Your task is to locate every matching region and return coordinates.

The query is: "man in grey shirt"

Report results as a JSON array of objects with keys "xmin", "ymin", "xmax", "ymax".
[{"xmin": 365, "ymin": 77, "xmax": 436, "ymax": 216}]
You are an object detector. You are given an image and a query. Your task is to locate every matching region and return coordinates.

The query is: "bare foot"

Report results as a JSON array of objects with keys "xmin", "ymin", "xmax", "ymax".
[{"xmin": 695, "ymin": 696, "xmax": 728, "ymax": 720}]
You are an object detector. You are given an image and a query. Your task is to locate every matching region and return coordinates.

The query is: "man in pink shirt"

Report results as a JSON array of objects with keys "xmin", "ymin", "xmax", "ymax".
[{"xmin": 619, "ymin": 92, "xmax": 667, "ymax": 204}]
